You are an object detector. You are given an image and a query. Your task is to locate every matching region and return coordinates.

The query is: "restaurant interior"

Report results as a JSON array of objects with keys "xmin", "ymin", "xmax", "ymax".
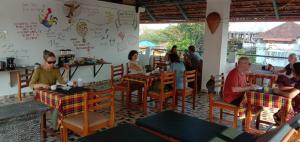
[{"xmin": 0, "ymin": 0, "xmax": 300, "ymax": 142}]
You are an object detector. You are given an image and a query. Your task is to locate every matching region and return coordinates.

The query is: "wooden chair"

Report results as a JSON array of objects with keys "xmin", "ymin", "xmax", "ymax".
[
  {"xmin": 126, "ymin": 62, "xmax": 130, "ymax": 75},
  {"xmin": 147, "ymin": 72, "xmax": 176, "ymax": 112},
  {"xmin": 61, "ymin": 89, "xmax": 115, "ymax": 142},
  {"xmin": 176, "ymin": 70, "xmax": 197, "ymax": 113},
  {"xmin": 208, "ymin": 73, "xmax": 241, "ymax": 128},
  {"xmin": 16, "ymin": 69, "xmax": 34, "ymax": 102},
  {"xmin": 247, "ymin": 73, "xmax": 276, "ymax": 87},
  {"xmin": 153, "ymin": 56, "xmax": 167, "ymax": 70},
  {"xmin": 111, "ymin": 64, "xmax": 128, "ymax": 103}
]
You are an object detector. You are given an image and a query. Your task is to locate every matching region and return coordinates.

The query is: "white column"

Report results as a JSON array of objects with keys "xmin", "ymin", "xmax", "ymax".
[{"xmin": 202, "ymin": 0, "xmax": 231, "ymax": 89}]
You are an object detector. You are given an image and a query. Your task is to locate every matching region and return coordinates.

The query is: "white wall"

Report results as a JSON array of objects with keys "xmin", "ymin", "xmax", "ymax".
[{"xmin": 0, "ymin": 0, "xmax": 139, "ymax": 96}]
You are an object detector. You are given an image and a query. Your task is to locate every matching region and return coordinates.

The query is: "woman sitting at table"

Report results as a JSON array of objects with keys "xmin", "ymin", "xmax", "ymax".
[
  {"xmin": 169, "ymin": 53, "xmax": 185, "ymax": 89},
  {"xmin": 29, "ymin": 50, "xmax": 69, "ymax": 130},
  {"xmin": 29, "ymin": 50, "xmax": 68, "ymax": 89},
  {"xmin": 165, "ymin": 45, "xmax": 178, "ymax": 61},
  {"xmin": 127, "ymin": 50, "xmax": 144, "ymax": 74},
  {"xmin": 273, "ymin": 62, "xmax": 300, "ymax": 123},
  {"xmin": 274, "ymin": 53, "xmax": 297, "ymax": 77}
]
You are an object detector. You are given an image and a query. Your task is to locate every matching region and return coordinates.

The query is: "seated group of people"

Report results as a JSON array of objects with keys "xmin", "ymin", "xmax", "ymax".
[
  {"xmin": 128, "ymin": 45, "xmax": 202, "ymax": 90},
  {"xmin": 224, "ymin": 53, "xmax": 300, "ymax": 123}
]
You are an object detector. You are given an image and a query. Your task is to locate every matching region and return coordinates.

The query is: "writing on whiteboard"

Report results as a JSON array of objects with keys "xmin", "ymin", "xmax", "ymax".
[
  {"xmin": 15, "ymin": 22, "xmax": 40, "ymax": 40},
  {"xmin": 0, "ymin": 31, "xmax": 7, "ymax": 40}
]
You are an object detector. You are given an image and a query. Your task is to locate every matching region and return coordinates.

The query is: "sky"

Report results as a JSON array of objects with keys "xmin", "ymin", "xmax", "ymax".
[{"xmin": 139, "ymin": 22, "xmax": 300, "ymax": 35}]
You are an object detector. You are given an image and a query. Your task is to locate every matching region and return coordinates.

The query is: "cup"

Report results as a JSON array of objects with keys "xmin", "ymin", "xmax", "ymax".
[
  {"xmin": 263, "ymin": 86, "xmax": 269, "ymax": 93},
  {"xmin": 50, "ymin": 85, "xmax": 57, "ymax": 90},
  {"xmin": 73, "ymin": 80, "xmax": 78, "ymax": 87},
  {"xmin": 67, "ymin": 81, "xmax": 73, "ymax": 86},
  {"xmin": 78, "ymin": 78, "xmax": 83, "ymax": 87}
]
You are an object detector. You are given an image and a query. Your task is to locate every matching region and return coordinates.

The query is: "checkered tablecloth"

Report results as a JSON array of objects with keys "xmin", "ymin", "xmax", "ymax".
[
  {"xmin": 35, "ymin": 89, "xmax": 87, "ymax": 117},
  {"xmin": 242, "ymin": 91, "xmax": 291, "ymax": 109}
]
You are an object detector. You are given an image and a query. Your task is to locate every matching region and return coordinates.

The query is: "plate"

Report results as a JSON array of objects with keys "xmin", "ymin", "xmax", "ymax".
[{"xmin": 62, "ymin": 86, "xmax": 71, "ymax": 91}]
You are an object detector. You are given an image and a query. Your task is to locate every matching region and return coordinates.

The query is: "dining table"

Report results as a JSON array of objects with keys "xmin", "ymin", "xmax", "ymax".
[
  {"xmin": 123, "ymin": 73, "xmax": 160, "ymax": 114},
  {"xmin": 242, "ymin": 90, "xmax": 292, "ymax": 133},
  {"xmin": 34, "ymin": 87, "xmax": 91, "ymax": 138},
  {"xmin": 35, "ymin": 87, "xmax": 90, "ymax": 117}
]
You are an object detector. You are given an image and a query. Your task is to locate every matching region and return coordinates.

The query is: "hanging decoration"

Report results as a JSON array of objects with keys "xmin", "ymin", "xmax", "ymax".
[
  {"xmin": 206, "ymin": 12, "xmax": 221, "ymax": 34},
  {"xmin": 64, "ymin": 0, "xmax": 80, "ymax": 23}
]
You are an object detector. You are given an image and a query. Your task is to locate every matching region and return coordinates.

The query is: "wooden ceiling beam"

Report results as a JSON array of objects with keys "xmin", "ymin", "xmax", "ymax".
[
  {"xmin": 145, "ymin": 7, "xmax": 156, "ymax": 22},
  {"xmin": 272, "ymin": 0, "xmax": 280, "ymax": 19},
  {"xmin": 137, "ymin": 0, "xmax": 206, "ymax": 7},
  {"xmin": 175, "ymin": 3, "xmax": 189, "ymax": 20}
]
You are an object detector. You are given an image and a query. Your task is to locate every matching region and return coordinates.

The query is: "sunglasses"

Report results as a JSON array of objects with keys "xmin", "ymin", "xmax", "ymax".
[{"xmin": 47, "ymin": 61, "xmax": 56, "ymax": 64}]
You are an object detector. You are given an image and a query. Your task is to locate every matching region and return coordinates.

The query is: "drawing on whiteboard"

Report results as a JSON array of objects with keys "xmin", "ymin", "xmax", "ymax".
[
  {"xmin": 116, "ymin": 41, "xmax": 128, "ymax": 52},
  {"xmin": 15, "ymin": 22, "xmax": 40, "ymax": 40},
  {"xmin": 127, "ymin": 34, "xmax": 138, "ymax": 46},
  {"xmin": 38, "ymin": 8, "xmax": 58, "ymax": 29},
  {"xmin": 109, "ymin": 39, "xmax": 116, "ymax": 46},
  {"xmin": 0, "ymin": 31, "xmax": 7, "ymax": 40},
  {"xmin": 115, "ymin": 10, "xmax": 138, "ymax": 30},
  {"xmin": 76, "ymin": 21, "xmax": 88, "ymax": 42},
  {"xmin": 105, "ymin": 11, "xmax": 114, "ymax": 24},
  {"xmin": 64, "ymin": 0, "xmax": 80, "ymax": 23},
  {"xmin": 118, "ymin": 32, "xmax": 125, "ymax": 40}
]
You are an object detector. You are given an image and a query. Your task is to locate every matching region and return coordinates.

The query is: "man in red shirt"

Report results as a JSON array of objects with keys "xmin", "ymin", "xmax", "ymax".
[{"xmin": 224, "ymin": 57, "xmax": 255, "ymax": 106}]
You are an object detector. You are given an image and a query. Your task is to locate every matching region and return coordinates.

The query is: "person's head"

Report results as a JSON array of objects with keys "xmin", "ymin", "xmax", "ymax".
[
  {"xmin": 169, "ymin": 53, "xmax": 180, "ymax": 63},
  {"xmin": 43, "ymin": 50, "xmax": 56, "ymax": 69},
  {"xmin": 237, "ymin": 57, "xmax": 251, "ymax": 72},
  {"xmin": 292, "ymin": 62, "xmax": 300, "ymax": 79},
  {"xmin": 188, "ymin": 45, "xmax": 196, "ymax": 53},
  {"xmin": 288, "ymin": 53, "xmax": 297, "ymax": 64},
  {"xmin": 128, "ymin": 50, "xmax": 139, "ymax": 61},
  {"xmin": 171, "ymin": 45, "xmax": 177, "ymax": 53}
]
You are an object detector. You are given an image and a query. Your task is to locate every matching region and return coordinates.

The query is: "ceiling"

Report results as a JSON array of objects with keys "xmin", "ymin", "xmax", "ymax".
[{"xmin": 102, "ymin": 0, "xmax": 300, "ymax": 23}]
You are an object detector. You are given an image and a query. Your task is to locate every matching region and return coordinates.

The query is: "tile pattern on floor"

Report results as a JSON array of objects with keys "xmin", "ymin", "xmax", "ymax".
[{"xmin": 0, "ymin": 83, "xmax": 278, "ymax": 142}]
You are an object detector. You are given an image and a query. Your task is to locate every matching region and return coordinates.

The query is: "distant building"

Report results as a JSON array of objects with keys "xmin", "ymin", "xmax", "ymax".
[{"xmin": 256, "ymin": 22, "xmax": 300, "ymax": 67}]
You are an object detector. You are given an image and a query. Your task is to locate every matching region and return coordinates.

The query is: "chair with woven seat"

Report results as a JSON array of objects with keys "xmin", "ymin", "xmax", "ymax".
[
  {"xmin": 147, "ymin": 72, "xmax": 176, "ymax": 112},
  {"xmin": 208, "ymin": 73, "xmax": 242, "ymax": 128},
  {"xmin": 111, "ymin": 64, "xmax": 128, "ymax": 103},
  {"xmin": 61, "ymin": 89, "xmax": 115, "ymax": 142},
  {"xmin": 176, "ymin": 70, "xmax": 197, "ymax": 113},
  {"xmin": 16, "ymin": 69, "xmax": 34, "ymax": 102}
]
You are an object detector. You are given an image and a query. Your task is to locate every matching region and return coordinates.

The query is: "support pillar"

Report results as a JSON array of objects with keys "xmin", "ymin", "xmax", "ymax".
[{"xmin": 202, "ymin": 0, "xmax": 231, "ymax": 89}]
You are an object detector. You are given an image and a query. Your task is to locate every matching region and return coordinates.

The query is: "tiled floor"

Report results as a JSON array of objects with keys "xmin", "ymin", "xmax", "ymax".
[{"xmin": 0, "ymin": 83, "xmax": 278, "ymax": 142}]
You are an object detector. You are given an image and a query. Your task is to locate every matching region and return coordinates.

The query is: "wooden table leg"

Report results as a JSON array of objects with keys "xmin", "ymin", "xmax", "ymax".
[
  {"xmin": 143, "ymin": 84, "xmax": 148, "ymax": 115},
  {"xmin": 41, "ymin": 112, "xmax": 47, "ymax": 140},
  {"xmin": 245, "ymin": 103, "xmax": 252, "ymax": 132}
]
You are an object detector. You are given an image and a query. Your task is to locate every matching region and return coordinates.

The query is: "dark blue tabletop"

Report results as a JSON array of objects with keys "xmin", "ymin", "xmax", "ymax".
[
  {"xmin": 78, "ymin": 124, "xmax": 169, "ymax": 142},
  {"xmin": 136, "ymin": 111, "xmax": 256, "ymax": 142}
]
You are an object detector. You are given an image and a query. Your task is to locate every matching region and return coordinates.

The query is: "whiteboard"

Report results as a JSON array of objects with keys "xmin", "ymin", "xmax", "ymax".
[{"xmin": 0, "ymin": 0, "xmax": 139, "ymax": 67}]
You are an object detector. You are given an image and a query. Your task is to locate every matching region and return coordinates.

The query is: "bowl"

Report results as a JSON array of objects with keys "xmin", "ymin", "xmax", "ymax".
[{"xmin": 50, "ymin": 85, "xmax": 57, "ymax": 90}]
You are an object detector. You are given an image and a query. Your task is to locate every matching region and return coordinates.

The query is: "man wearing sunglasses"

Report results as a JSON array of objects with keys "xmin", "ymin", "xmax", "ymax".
[{"xmin": 224, "ymin": 57, "xmax": 255, "ymax": 106}]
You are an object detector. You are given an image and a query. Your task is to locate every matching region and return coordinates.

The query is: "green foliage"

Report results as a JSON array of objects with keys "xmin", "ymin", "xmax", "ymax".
[{"xmin": 140, "ymin": 23, "xmax": 205, "ymax": 51}]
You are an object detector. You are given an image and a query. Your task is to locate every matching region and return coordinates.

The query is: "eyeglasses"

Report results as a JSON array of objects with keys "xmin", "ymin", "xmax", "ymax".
[
  {"xmin": 47, "ymin": 61, "xmax": 56, "ymax": 64},
  {"xmin": 239, "ymin": 62, "xmax": 251, "ymax": 66}
]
